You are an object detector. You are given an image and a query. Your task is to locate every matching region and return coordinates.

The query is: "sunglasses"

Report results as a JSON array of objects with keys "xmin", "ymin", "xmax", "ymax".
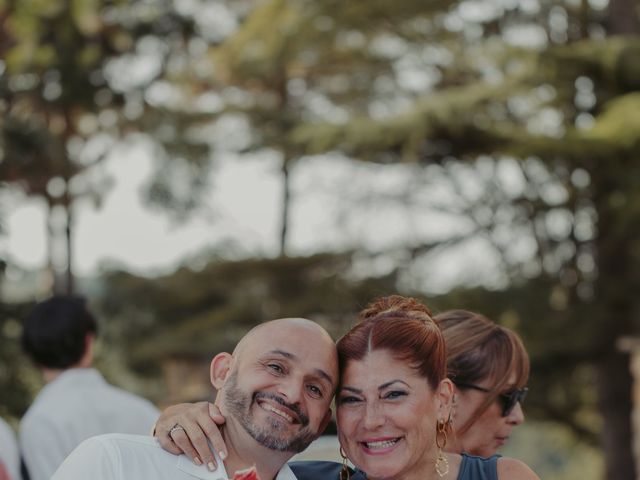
[{"xmin": 454, "ymin": 382, "xmax": 528, "ymax": 417}]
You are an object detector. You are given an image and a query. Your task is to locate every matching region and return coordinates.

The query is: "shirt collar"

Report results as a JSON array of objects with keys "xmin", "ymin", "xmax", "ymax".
[
  {"xmin": 176, "ymin": 452, "xmax": 228, "ymax": 480},
  {"xmin": 275, "ymin": 463, "xmax": 297, "ymax": 480},
  {"xmin": 47, "ymin": 368, "xmax": 105, "ymax": 389},
  {"xmin": 176, "ymin": 453, "xmax": 298, "ymax": 480}
]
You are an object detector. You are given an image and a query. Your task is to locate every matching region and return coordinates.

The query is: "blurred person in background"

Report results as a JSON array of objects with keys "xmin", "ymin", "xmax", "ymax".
[
  {"xmin": 19, "ymin": 295, "xmax": 160, "ymax": 480},
  {"xmin": 155, "ymin": 296, "xmax": 537, "ymax": 479},
  {"xmin": 0, "ymin": 417, "xmax": 20, "ymax": 480},
  {"xmin": 434, "ymin": 310, "xmax": 529, "ymax": 458}
]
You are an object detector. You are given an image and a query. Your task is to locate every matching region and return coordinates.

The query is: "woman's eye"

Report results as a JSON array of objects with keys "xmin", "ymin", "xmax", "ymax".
[
  {"xmin": 384, "ymin": 390, "xmax": 407, "ymax": 400},
  {"xmin": 338, "ymin": 395, "xmax": 361, "ymax": 405}
]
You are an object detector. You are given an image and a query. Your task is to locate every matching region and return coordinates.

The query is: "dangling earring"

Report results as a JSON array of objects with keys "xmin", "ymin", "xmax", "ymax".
[
  {"xmin": 340, "ymin": 446, "xmax": 350, "ymax": 480},
  {"xmin": 435, "ymin": 419, "xmax": 449, "ymax": 477}
]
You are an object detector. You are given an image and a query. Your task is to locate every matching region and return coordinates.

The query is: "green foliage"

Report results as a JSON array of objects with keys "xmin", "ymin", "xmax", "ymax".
[
  {"xmin": 504, "ymin": 421, "xmax": 604, "ymax": 479},
  {"xmin": 95, "ymin": 253, "xmax": 398, "ymax": 371},
  {"xmin": 0, "ymin": 300, "xmax": 40, "ymax": 421},
  {"xmin": 587, "ymin": 92, "xmax": 640, "ymax": 148}
]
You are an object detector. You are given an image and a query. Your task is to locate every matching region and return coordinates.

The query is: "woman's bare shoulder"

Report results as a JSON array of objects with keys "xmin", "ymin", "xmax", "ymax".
[{"xmin": 497, "ymin": 456, "xmax": 540, "ymax": 480}]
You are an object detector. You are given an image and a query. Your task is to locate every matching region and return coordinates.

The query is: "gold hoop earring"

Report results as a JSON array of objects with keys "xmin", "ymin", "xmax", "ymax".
[
  {"xmin": 435, "ymin": 419, "xmax": 449, "ymax": 477},
  {"xmin": 340, "ymin": 446, "xmax": 350, "ymax": 480}
]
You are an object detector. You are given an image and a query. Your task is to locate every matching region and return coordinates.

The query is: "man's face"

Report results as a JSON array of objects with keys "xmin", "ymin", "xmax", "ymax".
[{"xmin": 220, "ymin": 320, "xmax": 338, "ymax": 453}]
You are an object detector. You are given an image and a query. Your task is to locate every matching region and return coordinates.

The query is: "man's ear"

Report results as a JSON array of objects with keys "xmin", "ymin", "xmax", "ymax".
[
  {"xmin": 318, "ymin": 407, "xmax": 333, "ymax": 435},
  {"xmin": 210, "ymin": 352, "xmax": 233, "ymax": 389},
  {"xmin": 79, "ymin": 333, "xmax": 96, "ymax": 367}
]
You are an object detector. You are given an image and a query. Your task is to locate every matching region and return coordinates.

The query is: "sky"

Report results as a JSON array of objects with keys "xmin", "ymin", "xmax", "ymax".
[
  {"xmin": 0, "ymin": 139, "xmax": 513, "ymax": 293},
  {"xmin": 1, "ymin": 145, "xmax": 281, "ymax": 277}
]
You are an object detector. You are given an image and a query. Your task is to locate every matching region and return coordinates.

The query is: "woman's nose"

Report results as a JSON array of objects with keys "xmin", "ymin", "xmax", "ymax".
[{"xmin": 507, "ymin": 401, "xmax": 525, "ymax": 425}]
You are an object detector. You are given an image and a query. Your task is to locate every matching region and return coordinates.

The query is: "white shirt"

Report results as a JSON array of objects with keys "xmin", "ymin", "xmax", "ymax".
[
  {"xmin": 0, "ymin": 418, "xmax": 20, "ymax": 480},
  {"xmin": 19, "ymin": 368, "xmax": 160, "ymax": 480},
  {"xmin": 52, "ymin": 434, "xmax": 298, "ymax": 480}
]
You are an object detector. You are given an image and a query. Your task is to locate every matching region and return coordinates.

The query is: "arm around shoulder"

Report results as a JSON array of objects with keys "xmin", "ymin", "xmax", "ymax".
[{"xmin": 497, "ymin": 457, "xmax": 541, "ymax": 480}]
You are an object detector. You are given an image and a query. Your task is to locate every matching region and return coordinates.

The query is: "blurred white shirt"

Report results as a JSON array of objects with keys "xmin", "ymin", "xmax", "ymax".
[
  {"xmin": 19, "ymin": 368, "xmax": 159, "ymax": 480},
  {"xmin": 52, "ymin": 433, "xmax": 298, "ymax": 480},
  {"xmin": 0, "ymin": 418, "xmax": 20, "ymax": 480}
]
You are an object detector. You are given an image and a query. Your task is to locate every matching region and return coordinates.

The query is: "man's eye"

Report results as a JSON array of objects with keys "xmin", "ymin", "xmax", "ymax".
[
  {"xmin": 307, "ymin": 384, "xmax": 323, "ymax": 398},
  {"xmin": 268, "ymin": 363, "xmax": 284, "ymax": 374}
]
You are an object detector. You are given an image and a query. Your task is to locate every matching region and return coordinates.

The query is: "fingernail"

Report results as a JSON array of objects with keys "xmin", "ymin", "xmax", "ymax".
[
  {"xmin": 194, "ymin": 457, "xmax": 202, "ymax": 466},
  {"xmin": 208, "ymin": 462, "xmax": 216, "ymax": 471},
  {"xmin": 219, "ymin": 451, "xmax": 227, "ymax": 460}
]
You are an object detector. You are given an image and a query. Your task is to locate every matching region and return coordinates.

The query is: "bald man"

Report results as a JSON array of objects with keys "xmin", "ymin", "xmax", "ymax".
[{"xmin": 52, "ymin": 319, "xmax": 346, "ymax": 480}]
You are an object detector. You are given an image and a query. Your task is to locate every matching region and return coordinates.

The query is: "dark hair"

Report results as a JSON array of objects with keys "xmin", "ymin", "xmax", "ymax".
[
  {"xmin": 337, "ymin": 295, "xmax": 446, "ymax": 390},
  {"xmin": 22, "ymin": 295, "xmax": 98, "ymax": 369},
  {"xmin": 434, "ymin": 309, "xmax": 530, "ymax": 433}
]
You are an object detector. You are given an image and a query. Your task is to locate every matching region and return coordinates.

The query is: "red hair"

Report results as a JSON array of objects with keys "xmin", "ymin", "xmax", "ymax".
[{"xmin": 337, "ymin": 295, "xmax": 447, "ymax": 389}]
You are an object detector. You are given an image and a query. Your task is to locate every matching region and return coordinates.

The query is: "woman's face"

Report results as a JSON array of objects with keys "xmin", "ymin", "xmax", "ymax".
[
  {"xmin": 453, "ymin": 373, "xmax": 525, "ymax": 457},
  {"xmin": 336, "ymin": 349, "xmax": 451, "ymax": 480}
]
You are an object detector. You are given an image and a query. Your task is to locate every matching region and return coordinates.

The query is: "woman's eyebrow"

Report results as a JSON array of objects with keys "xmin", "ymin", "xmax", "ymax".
[
  {"xmin": 379, "ymin": 380, "xmax": 410, "ymax": 390},
  {"xmin": 339, "ymin": 386, "xmax": 362, "ymax": 394},
  {"xmin": 339, "ymin": 380, "xmax": 410, "ymax": 394}
]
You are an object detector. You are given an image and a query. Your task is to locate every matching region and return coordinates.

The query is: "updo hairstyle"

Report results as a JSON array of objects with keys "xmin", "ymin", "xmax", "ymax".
[{"xmin": 336, "ymin": 295, "xmax": 447, "ymax": 390}]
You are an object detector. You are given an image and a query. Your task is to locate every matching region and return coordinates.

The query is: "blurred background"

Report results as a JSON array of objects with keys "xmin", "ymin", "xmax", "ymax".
[{"xmin": 1, "ymin": 0, "xmax": 639, "ymax": 478}]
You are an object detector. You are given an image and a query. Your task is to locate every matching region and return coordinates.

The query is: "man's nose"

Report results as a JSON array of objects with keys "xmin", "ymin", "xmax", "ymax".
[{"xmin": 277, "ymin": 379, "xmax": 304, "ymax": 404}]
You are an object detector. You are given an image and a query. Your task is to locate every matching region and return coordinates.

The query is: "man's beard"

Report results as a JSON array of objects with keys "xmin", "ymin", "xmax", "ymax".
[{"xmin": 223, "ymin": 371, "xmax": 318, "ymax": 453}]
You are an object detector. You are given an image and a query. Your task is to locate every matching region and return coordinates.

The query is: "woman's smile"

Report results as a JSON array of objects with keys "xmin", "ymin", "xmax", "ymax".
[{"xmin": 359, "ymin": 436, "xmax": 403, "ymax": 455}]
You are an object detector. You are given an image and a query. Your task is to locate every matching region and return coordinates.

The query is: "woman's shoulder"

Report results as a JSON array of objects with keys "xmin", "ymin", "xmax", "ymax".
[
  {"xmin": 496, "ymin": 456, "xmax": 540, "ymax": 480},
  {"xmin": 458, "ymin": 453, "xmax": 500, "ymax": 479},
  {"xmin": 458, "ymin": 454, "xmax": 540, "ymax": 480},
  {"xmin": 288, "ymin": 460, "xmax": 366, "ymax": 479}
]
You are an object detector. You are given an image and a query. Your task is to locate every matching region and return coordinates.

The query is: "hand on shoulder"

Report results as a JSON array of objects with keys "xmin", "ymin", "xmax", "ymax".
[{"xmin": 497, "ymin": 457, "xmax": 540, "ymax": 480}]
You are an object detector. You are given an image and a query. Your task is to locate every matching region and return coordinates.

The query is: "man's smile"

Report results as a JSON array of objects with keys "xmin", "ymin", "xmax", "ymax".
[{"xmin": 257, "ymin": 400, "xmax": 297, "ymax": 424}]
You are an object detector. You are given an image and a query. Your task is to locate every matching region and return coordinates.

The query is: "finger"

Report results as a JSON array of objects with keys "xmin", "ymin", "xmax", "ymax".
[
  {"xmin": 154, "ymin": 403, "xmax": 193, "ymax": 438},
  {"xmin": 169, "ymin": 428, "xmax": 203, "ymax": 467},
  {"xmin": 208, "ymin": 403, "xmax": 226, "ymax": 425},
  {"xmin": 184, "ymin": 421, "xmax": 218, "ymax": 470},
  {"xmin": 156, "ymin": 429, "xmax": 184, "ymax": 456},
  {"xmin": 200, "ymin": 414, "xmax": 227, "ymax": 462}
]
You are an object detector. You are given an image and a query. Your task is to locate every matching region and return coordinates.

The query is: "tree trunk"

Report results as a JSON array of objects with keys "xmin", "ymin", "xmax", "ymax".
[
  {"xmin": 45, "ymin": 199, "xmax": 56, "ymax": 294},
  {"xmin": 593, "ymin": 2, "xmax": 640, "ymax": 469},
  {"xmin": 597, "ymin": 351, "xmax": 635, "ymax": 480},
  {"xmin": 594, "ymin": 172, "xmax": 636, "ymax": 479},
  {"xmin": 608, "ymin": 0, "xmax": 640, "ymax": 34},
  {"xmin": 64, "ymin": 199, "xmax": 73, "ymax": 294},
  {"xmin": 580, "ymin": 0, "xmax": 590, "ymax": 39},
  {"xmin": 279, "ymin": 159, "xmax": 290, "ymax": 256}
]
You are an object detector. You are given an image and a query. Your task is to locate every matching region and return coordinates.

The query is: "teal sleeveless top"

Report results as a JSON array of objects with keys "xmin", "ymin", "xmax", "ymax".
[
  {"xmin": 290, "ymin": 454, "xmax": 500, "ymax": 480},
  {"xmin": 458, "ymin": 453, "xmax": 500, "ymax": 480}
]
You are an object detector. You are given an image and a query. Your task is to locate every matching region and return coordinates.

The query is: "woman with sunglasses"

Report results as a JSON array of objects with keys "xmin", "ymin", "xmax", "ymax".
[
  {"xmin": 435, "ymin": 310, "xmax": 530, "ymax": 458},
  {"xmin": 155, "ymin": 298, "xmax": 536, "ymax": 479}
]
